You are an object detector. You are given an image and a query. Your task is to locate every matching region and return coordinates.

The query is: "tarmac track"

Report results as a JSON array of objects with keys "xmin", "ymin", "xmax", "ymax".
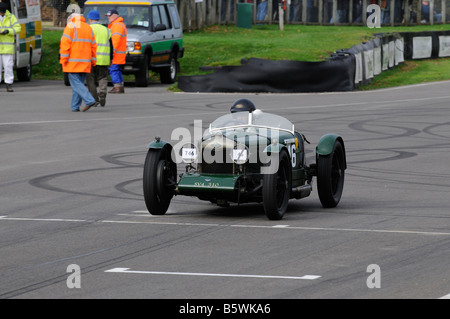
[{"xmin": 0, "ymin": 80, "xmax": 449, "ymax": 300}]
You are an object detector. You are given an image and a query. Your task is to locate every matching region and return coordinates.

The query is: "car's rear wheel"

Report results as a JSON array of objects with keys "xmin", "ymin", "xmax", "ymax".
[
  {"xmin": 17, "ymin": 55, "xmax": 32, "ymax": 82},
  {"xmin": 317, "ymin": 140, "xmax": 345, "ymax": 208},
  {"xmin": 262, "ymin": 150, "xmax": 291, "ymax": 220},
  {"xmin": 160, "ymin": 54, "xmax": 178, "ymax": 84},
  {"xmin": 143, "ymin": 148, "xmax": 177, "ymax": 215}
]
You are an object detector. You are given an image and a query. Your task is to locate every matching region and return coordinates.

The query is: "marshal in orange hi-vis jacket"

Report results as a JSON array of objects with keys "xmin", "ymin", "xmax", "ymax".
[
  {"xmin": 60, "ymin": 15, "xmax": 97, "ymax": 73},
  {"xmin": 108, "ymin": 16, "xmax": 127, "ymax": 65}
]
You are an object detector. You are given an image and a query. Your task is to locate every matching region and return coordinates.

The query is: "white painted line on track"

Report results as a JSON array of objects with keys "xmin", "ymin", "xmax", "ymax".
[
  {"xmin": 104, "ymin": 267, "xmax": 321, "ymax": 280},
  {"xmin": 0, "ymin": 113, "xmax": 210, "ymax": 126},
  {"xmin": 0, "ymin": 216, "xmax": 87, "ymax": 222},
  {"xmin": 102, "ymin": 219, "xmax": 221, "ymax": 227},
  {"xmin": 229, "ymin": 224, "xmax": 450, "ymax": 236},
  {"xmin": 1, "ymin": 216, "xmax": 450, "ymax": 236},
  {"xmin": 439, "ymin": 293, "xmax": 450, "ymax": 299},
  {"xmin": 3, "ymin": 95, "xmax": 450, "ymax": 127}
]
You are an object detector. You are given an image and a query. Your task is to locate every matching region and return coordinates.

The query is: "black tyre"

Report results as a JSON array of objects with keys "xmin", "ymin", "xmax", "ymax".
[
  {"xmin": 262, "ymin": 150, "xmax": 291, "ymax": 220},
  {"xmin": 135, "ymin": 55, "xmax": 149, "ymax": 87},
  {"xmin": 317, "ymin": 140, "xmax": 345, "ymax": 208},
  {"xmin": 160, "ymin": 54, "xmax": 178, "ymax": 84},
  {"xmin": 143, "ymin": 148, "xmax": 177, "ymax": 215},
  {"xmin": 17, "ymin": 61, "xmax": 32, "ymax": 82}
]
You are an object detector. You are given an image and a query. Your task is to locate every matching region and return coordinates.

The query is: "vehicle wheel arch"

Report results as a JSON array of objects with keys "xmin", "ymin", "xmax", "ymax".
[
  {"xmin": 147, "ymin": 138, "xmax": 172, "ymax": 151},
  {"xmin": 316, "ymin": 134, "xmax": 347, "ymax": 170},
  {"xmin": 170, "ymin": 42, "xmax": 180, "ymax": 57},
  {"xmin": 262, "ymin": 143, "xmax": 287, "ymax": 154},
  {"xmin": 143, "ymin": 45, "xmax": 153, "ymax": 63}
]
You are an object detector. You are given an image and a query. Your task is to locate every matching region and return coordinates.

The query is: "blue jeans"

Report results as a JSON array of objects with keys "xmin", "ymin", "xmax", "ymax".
[
  {"xmin": 68, "ymin": 73, "xmax": 96, "ymax": 111},
  {"xmin": 257, "ymin": 1, "xmax": 267, "ymax": 21},
  {"xmin": 109, "ymin": 64, "xmax": 124, "ymax": 85}
]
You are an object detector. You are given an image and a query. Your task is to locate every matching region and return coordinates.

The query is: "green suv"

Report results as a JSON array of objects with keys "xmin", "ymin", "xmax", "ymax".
[{"xmin": 84, "ymin": 0, "xmax": 184, "ymax": 87}]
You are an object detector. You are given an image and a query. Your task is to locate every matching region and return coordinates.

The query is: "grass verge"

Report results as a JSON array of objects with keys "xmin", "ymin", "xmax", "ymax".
[{"xmin": 33, "ymin": 24, "xmax": 450, "ymax": 90}]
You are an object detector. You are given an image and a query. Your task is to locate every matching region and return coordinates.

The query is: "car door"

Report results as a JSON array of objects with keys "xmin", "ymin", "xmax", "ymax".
[{"xmin": 150, "ymin": 4, "xmax": 172, "ymax": 65}]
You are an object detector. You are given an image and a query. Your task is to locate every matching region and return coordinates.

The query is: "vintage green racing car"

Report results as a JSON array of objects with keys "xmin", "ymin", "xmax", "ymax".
[{"xmin": 143, "ymin": 99, "xmax": 347, "ymax": 220}]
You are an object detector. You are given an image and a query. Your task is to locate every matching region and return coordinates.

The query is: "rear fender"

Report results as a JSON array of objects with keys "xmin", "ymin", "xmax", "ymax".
[{"xmin": 316, "ymin": 134, "xmax": 347, "ymax": 169}]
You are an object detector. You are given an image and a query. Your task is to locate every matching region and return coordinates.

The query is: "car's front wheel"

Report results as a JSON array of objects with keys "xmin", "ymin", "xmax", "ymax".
[
  {"xmin": 143, "ymin": 148, "xmax": 177, "ymax": 215},
  {"xmin": 262, "ymin": 150, "xmax": 291, "ymax": 220},
  {"xmin": 317, "ymin": 140, "xmax": 345, "ymax": 208},
  {"xmin": 135, "ymin": 55, "xmax": 149, "ymax": 87}
]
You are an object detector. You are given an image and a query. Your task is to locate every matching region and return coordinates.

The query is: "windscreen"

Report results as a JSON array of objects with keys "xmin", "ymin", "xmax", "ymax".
[
  {"xmin": 210, "ymin": 111, "xmax": 294, "ymax": 133},
  {"xmin": 252, "ymin": 112, "xmax": 294, "ymax": 132},
  {"xmin": 210, "ymin": 112, "xmax": 251, "ymax": 130},
  {"xmin": 84, "ymin": 5, "xmax": 150, "ymax": 28}
]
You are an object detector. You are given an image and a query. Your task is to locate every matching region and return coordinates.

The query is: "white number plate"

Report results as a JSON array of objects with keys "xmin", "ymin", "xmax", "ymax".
[{"xmin": 182, "ymin": 148, "xmax": 197, "ymax": 161}]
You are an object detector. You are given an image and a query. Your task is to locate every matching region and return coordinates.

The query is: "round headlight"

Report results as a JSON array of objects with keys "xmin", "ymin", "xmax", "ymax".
[{"xmin": 231, "ymin": 146, "xmax": 248, "ymax": 165}]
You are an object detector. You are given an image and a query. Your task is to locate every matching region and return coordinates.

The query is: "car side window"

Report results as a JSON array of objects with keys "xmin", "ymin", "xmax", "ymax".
[
  {"xmin": 17, "ymin": 0, "xmax": 28, "ymax": 19},
  {"xmin": 152, "ymin": 5, "xmax": 161, "ymax": 29},
  {"xmin": 159, "ymin": 5, "xmax": 171, "ymax": 29},
  {"xmin": 152, "ymin": 5, "xmax": 170, "ymax": 31},
  {"xmin": 168, "ymin": 4, "xmax": 181, "ymax": 29}
]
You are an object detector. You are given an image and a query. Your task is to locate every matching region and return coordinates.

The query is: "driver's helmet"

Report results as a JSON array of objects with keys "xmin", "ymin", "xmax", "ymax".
[{"xmin": 230, "ymin": 98, "xmax": 256, "ymax": 113}]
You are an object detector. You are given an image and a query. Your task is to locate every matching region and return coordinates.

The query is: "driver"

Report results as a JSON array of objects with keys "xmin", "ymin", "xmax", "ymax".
[
  {"xmin": 230, "ymin": 98, "xmax": 256, "ymax": 113},
  {"xmin": 230, "ymin": 98, "xmax": 256, "ymax": 125}
]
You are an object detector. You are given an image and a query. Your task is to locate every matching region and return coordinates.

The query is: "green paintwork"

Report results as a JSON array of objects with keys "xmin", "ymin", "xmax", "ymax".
[
  {"xmin": 263, "ymin": 143, "xmax": 286, "ymax": 154},
  {"xmin": 177, "ymin": 173, "xmax": 239, "ymax": 193},
  {"xmin": 316, "ymin": 133, "xmax": 342, "ymax": 156},
  {"xmin": 147, "ymin": 139, "xmax": 168, "ymax": 149},
  {"xmin": 149, "ymin": 39, "xmax": 183, "ymax": 53}
]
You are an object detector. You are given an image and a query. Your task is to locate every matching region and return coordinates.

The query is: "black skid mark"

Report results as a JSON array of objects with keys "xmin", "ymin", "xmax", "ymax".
[
  {"xmin": 29, "ymin": 151, "xmax": 148, "ymax": 200},
  {"xmin": 100, "ymin": 151, "xmax": 146, "ymax": 167},
  {"xmin": 347, "ymin": 148, "xmax": 417, "ymax": 165}
]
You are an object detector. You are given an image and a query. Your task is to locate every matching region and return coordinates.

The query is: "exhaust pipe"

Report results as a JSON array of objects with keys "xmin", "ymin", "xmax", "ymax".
[{"xmin": 291, "ymin": 184, "xmax": 312, "ymax": 199}]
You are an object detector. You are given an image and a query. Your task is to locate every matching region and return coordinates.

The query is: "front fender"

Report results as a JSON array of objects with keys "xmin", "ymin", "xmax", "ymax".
[{"xmin": 147, "ymin": 137, "xmax": 171, "ymax": 150}]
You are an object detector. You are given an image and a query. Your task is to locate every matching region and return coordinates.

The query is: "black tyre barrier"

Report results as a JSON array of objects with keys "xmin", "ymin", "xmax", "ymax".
[
  {"xmin": 178, "ymin": 56, "xmax": 356, "ymax": 93},
  {"xmin": 178, "ymin": 30, "xmax": 450, "ymax": 93},
  {"xmin": 402, "ymin": 30, "xmax": 450, "ymax": 60}
]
